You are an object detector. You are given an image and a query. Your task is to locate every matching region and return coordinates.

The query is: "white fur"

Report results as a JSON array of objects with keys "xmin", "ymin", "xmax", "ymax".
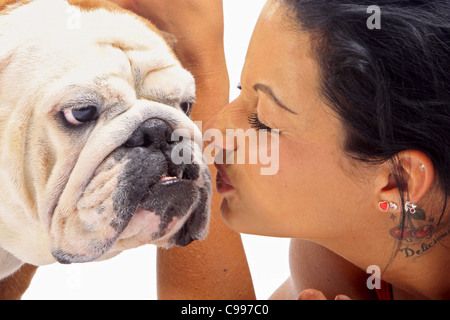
[
  {"xmin": 0, "ymin": 0, "xmax": 204, "ymax": 277},
  {"xmin": 0, "ymin": 247, "xmax": 23, "ymax": 280}
]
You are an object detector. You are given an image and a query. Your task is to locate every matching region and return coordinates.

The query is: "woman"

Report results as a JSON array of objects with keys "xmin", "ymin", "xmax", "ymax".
[{"xmin": 116, "ymin": 0, "xmax": 450, "ymax": 299}]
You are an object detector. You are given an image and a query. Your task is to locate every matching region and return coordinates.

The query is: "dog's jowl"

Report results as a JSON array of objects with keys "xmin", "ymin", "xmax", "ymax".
[{"xmin": 0, "ymin": 0, "xmax": 211, "ymax": 284}]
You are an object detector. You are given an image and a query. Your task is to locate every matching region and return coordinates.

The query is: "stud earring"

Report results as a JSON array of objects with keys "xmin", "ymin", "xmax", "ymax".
[
  {"xmin": 389, "ymin": 202, "xmax": 398, "ymax": 211},
  {"xmin": 378, "ymin": 201, "xmax": 398, "ymax": 212},
  {"xmin": 404, "ymin": 200, "xmax": 426, "ymax": 220},
  {"xmin": 419, "ymin": 164, "xmax": 425, "ymax": 171},
  {"xmin": 405, "ymin": 201, "xmax": 417, "ymax": 214}
]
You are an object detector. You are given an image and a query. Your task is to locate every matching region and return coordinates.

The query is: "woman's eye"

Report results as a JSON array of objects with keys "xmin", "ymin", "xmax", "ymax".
[
  {"xmin": 248, "ymin": 113, "xmax": 273, "ymax": 131},
  {"xmin": 180, "ymin": 102, "xmax": 192, "ymax": 116},
  {"xmin": 63, "ymin": 105, "xmax": 98, "ymax": 125}
]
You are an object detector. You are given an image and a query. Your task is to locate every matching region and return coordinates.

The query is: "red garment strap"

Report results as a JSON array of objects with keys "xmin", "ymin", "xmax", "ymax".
[{"xmin": 375, "ymin": 279, "xmax": 393, "ymax": 300}]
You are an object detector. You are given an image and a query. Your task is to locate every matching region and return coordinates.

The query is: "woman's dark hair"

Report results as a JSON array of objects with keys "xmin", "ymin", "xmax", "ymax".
[{"xmin": 282, "ymin": 0, "xmax": 449, "ymax": 240}]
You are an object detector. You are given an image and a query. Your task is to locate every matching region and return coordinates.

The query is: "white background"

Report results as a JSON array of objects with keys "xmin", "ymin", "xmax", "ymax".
[{"xmin": 22, "ymin": 0, "xmax": 291, "ymax": 300}]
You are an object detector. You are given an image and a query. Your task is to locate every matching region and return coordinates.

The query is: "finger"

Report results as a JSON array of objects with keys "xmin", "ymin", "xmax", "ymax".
[
  {"xmin": 335, "ymin": 294, "xmax": 352, "ymax": 300},
  {"xmin": 298, "ymin": 289, "xmax": 327, "ymax": 300}
]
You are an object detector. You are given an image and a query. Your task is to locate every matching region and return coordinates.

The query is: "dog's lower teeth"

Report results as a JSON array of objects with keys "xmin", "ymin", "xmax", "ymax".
[{"xmin": 160, "ymin": 176, "xmax": 177, "ymax": 182}]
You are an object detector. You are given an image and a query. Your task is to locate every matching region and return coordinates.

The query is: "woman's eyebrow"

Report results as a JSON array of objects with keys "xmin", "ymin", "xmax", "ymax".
[{"xmin": 253, "ymin": 83, "xmax": 298, "ymax": 115}]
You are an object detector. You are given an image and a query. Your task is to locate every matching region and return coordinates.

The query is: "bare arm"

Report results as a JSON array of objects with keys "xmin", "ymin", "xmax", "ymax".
[
  {"xmin": 157, "ymin": 200, "xmax": 255, "ymax": 299},
  {"xmin": 110, "ymin": 0, "xmax": 255, "ymax": 299},
  {"xmin": 272, "ymin": 239, "xmax": 377, "ymax": 300},
  {"xmin": 0, "ymin": 264, "xmax": 37, "ymax": 300}
]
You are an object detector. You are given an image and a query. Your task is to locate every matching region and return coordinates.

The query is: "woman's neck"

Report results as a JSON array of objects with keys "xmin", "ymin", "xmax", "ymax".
[
  {"xmin": 319, "ymin": 224, "xmax": 450, "ymax": 299},
  {"xmin": 386, "ymin": 227, "xmax": 450, "ymax": 299}
]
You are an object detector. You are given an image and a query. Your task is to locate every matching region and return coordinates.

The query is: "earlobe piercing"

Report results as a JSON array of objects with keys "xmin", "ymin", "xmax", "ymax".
[
  {"xmin": 405, "ymin": 201, "xmax": 417, "ymax": 214},
  {"xmin": 389, "ymin": 202, "xmax": 398, "ymax": 210},
  {"xmin": 378, "ymin": 201, "xmax": 398, "ymax": 212},
  {"xmin": 419, "ymin": 164, "xmax": 425, "ymax": 171}
]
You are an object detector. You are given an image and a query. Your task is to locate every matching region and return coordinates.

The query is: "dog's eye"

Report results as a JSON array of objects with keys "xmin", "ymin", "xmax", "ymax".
[
  {"xmin": 180, "ymin": 102, "xmax": 192, "ymax": 116},
  {"xmin": 63, "ymin": 106, "xmax": 98, "ymax": 125}
]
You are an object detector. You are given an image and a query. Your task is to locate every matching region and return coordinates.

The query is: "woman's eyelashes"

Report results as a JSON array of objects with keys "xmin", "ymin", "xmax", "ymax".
[
  {"xmin": 248, "ymin": 113, "xmax": 274, "ymax": 131},
  {"xmin": 239, "ymin": 83, "xmax": 280, "ymax": 133}
]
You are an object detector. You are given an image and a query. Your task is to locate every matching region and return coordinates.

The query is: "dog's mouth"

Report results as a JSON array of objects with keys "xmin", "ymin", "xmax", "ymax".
[
  {"xmin": 128, "ymin": 172, "xmax": 210, "ymax": 247},
  {"xmin": 118, "ymin": 162, "xmax": 209, "ymax": 246},
  {"xmin": 51, "ymin": 142, "xmax": 211, "ymax": 264}
]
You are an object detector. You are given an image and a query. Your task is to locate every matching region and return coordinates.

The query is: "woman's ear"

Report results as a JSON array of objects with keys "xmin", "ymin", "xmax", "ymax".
[{"xmin": 377, "ymin": 150, "xmax": 435, "ymax": 204}]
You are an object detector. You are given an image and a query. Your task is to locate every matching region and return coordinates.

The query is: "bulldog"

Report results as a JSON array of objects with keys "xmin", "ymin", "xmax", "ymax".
[{"xmin": 0, "ymin": 0, "xmax": 211, "ymax": 283}]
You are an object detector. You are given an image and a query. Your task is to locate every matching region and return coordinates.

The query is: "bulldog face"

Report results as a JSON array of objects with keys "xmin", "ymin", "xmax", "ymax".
[{"xmin": 0, "ymin": 0, "xmax": 211, "ymax": 265}]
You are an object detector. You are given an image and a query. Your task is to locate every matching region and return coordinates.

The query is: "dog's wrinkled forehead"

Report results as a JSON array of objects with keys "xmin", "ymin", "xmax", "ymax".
[
  {"xmin": 1, "ymin": 0, "xmax": 195, "ymax": 108},
  {"xmin": 72, "ymin": 0, "xmax": 195, "ymax": 106}
]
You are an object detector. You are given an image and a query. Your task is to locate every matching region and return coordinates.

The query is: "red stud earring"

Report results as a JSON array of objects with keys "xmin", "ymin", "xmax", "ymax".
[
  {"xmin": 378, "ymin": 201, "xmax": 389, "ymax": 212},
  {"xmin": 378, "ymin": 201, "xmax": 398, "ymax": 212}
]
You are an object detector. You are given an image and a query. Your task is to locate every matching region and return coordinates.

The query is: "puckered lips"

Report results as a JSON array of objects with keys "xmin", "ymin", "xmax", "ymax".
[{"xmin": 215, "ymin": 163, "xmax": 235, "ymax": 194}]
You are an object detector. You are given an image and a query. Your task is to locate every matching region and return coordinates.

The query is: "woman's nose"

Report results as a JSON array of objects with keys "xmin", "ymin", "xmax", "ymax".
[{"xmin": 203, "ymin": 105, "xmax": 238, "ymax": 164}]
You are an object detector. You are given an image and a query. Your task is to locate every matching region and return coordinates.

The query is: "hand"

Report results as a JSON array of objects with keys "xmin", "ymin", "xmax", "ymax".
[{"xmin": 298, "ymin": 289, "xmax": 352, "ymax": 300}]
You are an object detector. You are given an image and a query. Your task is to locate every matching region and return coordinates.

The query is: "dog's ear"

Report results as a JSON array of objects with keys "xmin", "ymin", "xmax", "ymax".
[
  {"xmin": 0, "ymin": 0, "xmax": 21, "ymax": 12},
  {"xmin": 158, "ymin": 31, "xmax": 178, "ymax": 51}
]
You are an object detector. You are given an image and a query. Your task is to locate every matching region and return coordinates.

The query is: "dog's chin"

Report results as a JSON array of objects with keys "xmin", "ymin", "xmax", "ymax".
[
  {"xmin": 92, "ymin": 180, "xmax": 209, "ymax": 259},
  {"xmin": 51, "ymin": 149, "xmax": 211, "ymax": 264},
  {"xmin": 108, "ymin": 147, "xmax": 211, "ymax": 250},
  {"xmin": 52, "ymin": 180, "xmax": 209, "ymax": 264},
  {"xmin": 115, "ymin": 178, "xmax": 210, "ymax": 250}
]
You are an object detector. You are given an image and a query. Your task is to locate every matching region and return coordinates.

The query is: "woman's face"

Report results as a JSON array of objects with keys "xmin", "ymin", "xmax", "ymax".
[{"xmin": 205, "ymin": 0, "xmax": 374, "ymax": 240}]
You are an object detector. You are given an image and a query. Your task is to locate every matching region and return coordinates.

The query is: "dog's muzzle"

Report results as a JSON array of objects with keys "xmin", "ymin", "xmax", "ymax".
[
  {"xmin": 120, "ymin": 118, "xmax": 208, "ymax": 246},
  {"xmin": 51, "ymin": 116, "xmax": 211, "ymax": 264}
]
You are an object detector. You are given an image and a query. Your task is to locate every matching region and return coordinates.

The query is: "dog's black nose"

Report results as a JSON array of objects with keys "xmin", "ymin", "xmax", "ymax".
[{"xmin": 124, "ymin": 118, "xmax": 174, "ymax": 149}]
